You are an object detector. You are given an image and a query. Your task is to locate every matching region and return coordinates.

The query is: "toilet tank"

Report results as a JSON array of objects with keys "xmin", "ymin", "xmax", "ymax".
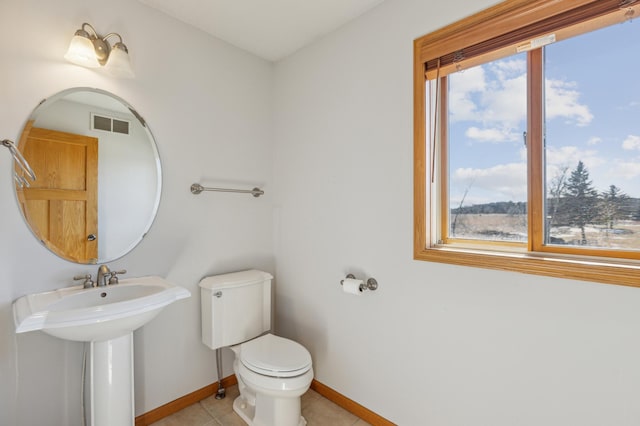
[{"xmin": 200, "ymin": 269, "xmax": 272, "ymax": 350}]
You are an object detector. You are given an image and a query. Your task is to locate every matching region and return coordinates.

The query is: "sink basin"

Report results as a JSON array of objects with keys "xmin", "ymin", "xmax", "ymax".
[{"xmin": 13, "ymin": 276, "xmax": 190, "ymax": 341}]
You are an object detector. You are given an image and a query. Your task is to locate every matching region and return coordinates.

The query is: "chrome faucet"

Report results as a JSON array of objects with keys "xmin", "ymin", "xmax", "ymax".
[
  {"xmin": 97, "ymin": 265, "xmax": 111, "ymax": 287},
  {"xmin": 96, "ymin": 265, "xmax": 127, "ymax": 286}
]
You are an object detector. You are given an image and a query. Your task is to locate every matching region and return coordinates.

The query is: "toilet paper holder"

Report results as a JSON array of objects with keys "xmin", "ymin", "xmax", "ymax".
[{"xmin": 340, "ymin": 274, "xmax": 378, "ymax": 291}]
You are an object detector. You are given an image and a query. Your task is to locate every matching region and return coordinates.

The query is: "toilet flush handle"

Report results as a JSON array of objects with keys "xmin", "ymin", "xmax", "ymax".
[{"xmin": 213, "ymin": 291, "xmax": 222, "ymax": 298}]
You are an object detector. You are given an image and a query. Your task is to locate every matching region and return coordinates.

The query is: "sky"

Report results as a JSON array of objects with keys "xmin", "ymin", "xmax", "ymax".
[{"xmin": 447, "ymin": 17, "xmax": 640, "ymax": 208}]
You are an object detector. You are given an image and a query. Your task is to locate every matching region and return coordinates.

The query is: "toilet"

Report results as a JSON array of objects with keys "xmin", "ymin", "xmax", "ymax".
[{"xmin": 200, "ymin": 270, "xmax": 313, "ymax": 426}]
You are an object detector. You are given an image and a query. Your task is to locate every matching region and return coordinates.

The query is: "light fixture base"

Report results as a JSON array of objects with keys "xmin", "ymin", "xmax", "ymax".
[{"xmin": 91, "ymin": 38, "xmax": 110, "ymax": 66}]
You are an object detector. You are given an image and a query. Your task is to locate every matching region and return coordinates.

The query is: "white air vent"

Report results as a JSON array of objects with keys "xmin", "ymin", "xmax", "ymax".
[{"xmin": 91, "ymin": 113, "xmax": 130, "ymax": 135}]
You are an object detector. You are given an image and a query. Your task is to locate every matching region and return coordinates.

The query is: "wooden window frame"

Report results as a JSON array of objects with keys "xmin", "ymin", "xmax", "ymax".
[{"xmin": 413, "ymin": 0, "xmax": 640, "ymax": 288}]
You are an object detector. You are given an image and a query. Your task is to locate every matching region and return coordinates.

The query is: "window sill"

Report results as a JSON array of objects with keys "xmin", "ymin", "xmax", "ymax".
[{"xmin": 414, "ymin": 245, "xmax": 640, "ymax": 288}]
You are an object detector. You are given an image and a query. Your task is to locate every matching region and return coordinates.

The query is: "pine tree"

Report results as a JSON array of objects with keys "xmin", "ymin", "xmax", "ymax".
[{"xmin": 564, "ymin": 161, "xmax": 599, "ymax": 244}]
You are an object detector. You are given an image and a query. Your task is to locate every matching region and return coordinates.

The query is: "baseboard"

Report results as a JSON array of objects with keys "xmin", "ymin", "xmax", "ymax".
[
  {"xmin": 310, "ymin": 380, "xmax": 396, "ymax": 426},
  {"xmin": 134, "ymin": 375, "xmax": 395, "ymax": 426}
]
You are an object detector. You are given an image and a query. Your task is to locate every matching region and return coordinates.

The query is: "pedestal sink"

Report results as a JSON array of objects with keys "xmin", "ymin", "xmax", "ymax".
[{"xmin": 13, "ymin": 276, "xmax": 190, "ymax": 426}]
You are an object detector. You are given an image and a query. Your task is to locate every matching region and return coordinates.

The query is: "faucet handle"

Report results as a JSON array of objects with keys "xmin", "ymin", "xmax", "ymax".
[
  {"xmin": 73, "ymin": 274, "xmax": 95, "ymax": 288},
  {"xmin": 108, "ymin": 270, "xmax": 127, "ymax": 285}
]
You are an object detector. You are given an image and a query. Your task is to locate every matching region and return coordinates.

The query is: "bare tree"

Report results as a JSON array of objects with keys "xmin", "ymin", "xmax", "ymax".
[
  {"xmin": 601, "ymin": 184, "xmax": 628, "ymax": 230},
  {"xmin": 546, "ymin": 165, "xmax": 569, "ymax": 243},
  {"xmin": 451, "ymin": 179, "xmax": 473, "ymax": 237}
]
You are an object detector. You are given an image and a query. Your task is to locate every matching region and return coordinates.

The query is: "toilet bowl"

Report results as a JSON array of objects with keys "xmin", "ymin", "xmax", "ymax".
[
  {"xmin": 199, "ymin": 270, "xmax": 314, "ymax": 426},
  {"xmin": 231, "ymin": 333, "xmax": 313, "ymax": 426}
]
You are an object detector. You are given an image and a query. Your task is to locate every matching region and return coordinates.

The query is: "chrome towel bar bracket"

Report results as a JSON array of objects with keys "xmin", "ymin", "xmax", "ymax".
[{"xmin": 190, "ymin": 183, "xmax": 264, "ymax": 197}]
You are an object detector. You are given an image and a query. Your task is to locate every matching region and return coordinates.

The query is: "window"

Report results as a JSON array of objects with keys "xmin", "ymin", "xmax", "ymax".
[
  {"xmin": 446, "ymin": 52, "xmax": 528, "ymax": 244},
  {"xmin": 414, "ymin": 0, "xmax": 640, "ymax": 287}
]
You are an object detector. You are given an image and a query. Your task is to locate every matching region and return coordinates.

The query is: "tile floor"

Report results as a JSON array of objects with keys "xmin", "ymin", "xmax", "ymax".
[{"xmin": 150, "ymin": 384, "xmax": 371, "ymax": 426}]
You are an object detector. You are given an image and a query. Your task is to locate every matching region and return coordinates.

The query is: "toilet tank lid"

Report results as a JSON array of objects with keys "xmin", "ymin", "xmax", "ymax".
[{"xmin": 199, "ymin": 269, "xmax": 273, "ymax": 290}]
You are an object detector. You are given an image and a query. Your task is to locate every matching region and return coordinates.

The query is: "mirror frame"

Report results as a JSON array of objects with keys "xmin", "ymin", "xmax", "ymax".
[{"xmin": 13, "ymin": 87, "xmax": 162, "ymax": 264}]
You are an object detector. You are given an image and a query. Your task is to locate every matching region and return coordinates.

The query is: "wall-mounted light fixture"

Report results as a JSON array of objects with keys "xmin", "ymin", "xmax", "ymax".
[{"xmin": 64, "ymin": 22, "xmax": 134, "ymax": 78}]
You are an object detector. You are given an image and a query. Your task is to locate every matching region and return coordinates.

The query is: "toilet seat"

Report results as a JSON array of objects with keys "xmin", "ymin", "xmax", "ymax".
[{"xmin": 240, "ymin": 333, "xmax": 312, "ymax": 378}]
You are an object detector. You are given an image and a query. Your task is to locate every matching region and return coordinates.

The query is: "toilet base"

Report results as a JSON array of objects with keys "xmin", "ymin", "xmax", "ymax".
[{"xmin": 233, "ymin": 395, "xmax": 307, "ymax": 426}]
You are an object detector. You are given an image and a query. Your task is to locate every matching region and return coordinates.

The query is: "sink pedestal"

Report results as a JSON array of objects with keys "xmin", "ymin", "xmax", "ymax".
[{"xmin": 86, "ymin": 333, "xmax": 134, "ymax": 426}]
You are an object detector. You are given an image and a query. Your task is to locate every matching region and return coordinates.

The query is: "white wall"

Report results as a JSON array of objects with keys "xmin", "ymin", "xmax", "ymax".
[
  {"xmin": 0, "ymin": 0, "xmax": 273, "ymax": 425},
  {"xmin": 273, "ymin": 0, "xmax": 640, "ymax": 425}
]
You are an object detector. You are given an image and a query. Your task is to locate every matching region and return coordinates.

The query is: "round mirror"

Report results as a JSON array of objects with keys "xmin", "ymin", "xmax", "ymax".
[{"xmin": 13, "ymin": 88, "xmax": 161, "ymax": 264}]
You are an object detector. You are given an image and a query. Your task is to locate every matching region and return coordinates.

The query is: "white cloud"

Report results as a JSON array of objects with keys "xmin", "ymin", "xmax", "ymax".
[
  {"xmin": 452, "ymin": 162, "xmax": 527, "ymax": 201},
  {"xmin": 622, "ymin": 134, "xmax": 640, "ymax": 150},
  {"xmin": 449, "ymin": 61, "xmax": 526, "ymax": 129},
  {"xmin": 545, "ymin": 79, "xmax": 593, "ymax": 126},
  {"xmin": 465, "ymin": 126, "xmax": 519, "ymax": 143},
  {"xmin": 587, "ymin": 136, "xmax": 602, "ymax": 146},
  {"xmin": 543, "ymin": 146, "xmax": 640, "ymax": 195},
  {"xmin": 449, "ymin": 58, "xmax": 593, "ymax": 141},
  {"xmin": 481, "ymin": 74, "xmax": 527, "ymax": 127},
  {"xmin": 451, "ymin": 65, "xmax": 486, "ymax": 94},
  {"xmin": 545, "ymin": 145, "xmax": 603, "ymax": 170},
  {"xmin": 448, "ymin": 66, "xmax": 486, "ymax": 123},
  {"xmin": 599, "ymin": 159, "xmax": 640, "ymax": 197},
  {"xmin": 489, "ymin": 59, "xmax": 526, "ymax": 80},
  {"xmin": 609, "ymin": 161, "xmax": 640, "ymax": 180}
]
